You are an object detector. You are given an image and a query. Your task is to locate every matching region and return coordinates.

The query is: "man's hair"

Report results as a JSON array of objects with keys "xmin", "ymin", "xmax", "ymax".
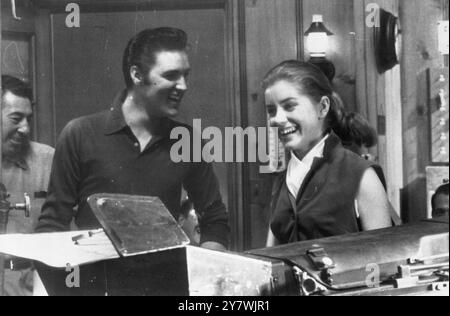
[
  {"xmin": 122, "ymin": 27, "xmax": 188, "ymax": 88},
  {"xmin": 432, "ymin": 182, "xmax": 449, "ymax": 210},
  {"xmin": 1, "ymin": 75, "xmax": 33, "ymax": 102}
]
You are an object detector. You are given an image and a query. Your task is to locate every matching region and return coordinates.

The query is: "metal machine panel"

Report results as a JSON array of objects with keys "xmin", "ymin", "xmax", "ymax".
[
  {"xmin": 3, "ymin": 193, "xmax": 447, "ymax": 296},
  {"xmin": 87, "ymin": 194, "xmax": 189, "ymax": 257},
  {"xmin": 248, "ymin": 220, "xmax": 449, "ymax": 295},
  {"xmin": 186, "ymin": 245, "xmax": 294, "ymax": 296}
]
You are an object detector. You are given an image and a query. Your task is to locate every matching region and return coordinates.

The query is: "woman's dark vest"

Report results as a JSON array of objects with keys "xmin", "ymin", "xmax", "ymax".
[{"xmin": 269, "ymin": 133, "xmax": 383, "ymax": 244}]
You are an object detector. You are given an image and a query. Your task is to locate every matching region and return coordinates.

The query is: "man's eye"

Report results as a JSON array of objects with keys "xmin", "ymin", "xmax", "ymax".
[
  {"xmin": 164, "ymin": 73, "xmax": 180, "ymax": 81},
  {"xmin": 266, "ymin": 106, "xmax": 276, "ymax": 116},
  {"xmin": 433, "ymin": 208, "xmax": 449, "ymax": 217},
  {"xmin": 10, "ymin": 117, "xmax": 22, "ymax": 124}
]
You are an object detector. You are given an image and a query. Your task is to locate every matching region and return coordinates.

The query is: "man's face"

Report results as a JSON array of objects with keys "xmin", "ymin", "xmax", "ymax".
[
  {"xmin": 179, "ymin": 209, "xmax": 201, "ymax": 246},
  {"xmin": 433, "ymin": 193, "xmax": 449, "ymax": 219},
  {"xmin": 1, "ymin": 91, "xmax": 33, "ymax": 159},
  {"xmin": 136, "ymin": 50, "xmax": 190, "ymax": 118}
]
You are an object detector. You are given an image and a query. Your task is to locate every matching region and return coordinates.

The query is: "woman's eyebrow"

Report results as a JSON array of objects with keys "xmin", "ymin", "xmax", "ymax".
[{"xmin": 280, "ymin": 97, "xmax": 296, "ymax": 104}]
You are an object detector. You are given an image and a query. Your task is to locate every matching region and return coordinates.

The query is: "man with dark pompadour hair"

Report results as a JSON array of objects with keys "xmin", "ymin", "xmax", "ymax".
[{"xmin": 36, "ymin": 27, "xmax": 230, "ymax": 252}]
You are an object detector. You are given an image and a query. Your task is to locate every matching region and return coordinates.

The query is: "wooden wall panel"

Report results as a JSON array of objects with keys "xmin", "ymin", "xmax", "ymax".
[
  {"xmin": 245, "ymin": 0, "xmax": 299, "ymax": 130},
  {"xmin": 302, "ymin": 0, "xmax": 357, "ymax": 112},
  {"xmin": 352, "ymin": 0, "xmax": 403, "ymax": 214},
  {"xmin": 0, "ymin": 2, "xmax": 35, "ymax": 34},
  {"xmin": 1, "ymin": 2, "xmax": 56, "ymax": 149},
  {"xmin": 1, "ymin": 2, "xmax": 46, "ymax": 144},
  {"xmin": 34, "ymin": 9, "xmax": 53, "ymax": 146},
  {"xmin": 375, "ymin": 0, "xmax": 403, "ymax": 215},
  {"xmin": 400, "ymin": 0, "xmax": 447, "ymax": 222},
  {"xmin": 244, "ymin": 0, "xmax": 299, "ymax": 250}
]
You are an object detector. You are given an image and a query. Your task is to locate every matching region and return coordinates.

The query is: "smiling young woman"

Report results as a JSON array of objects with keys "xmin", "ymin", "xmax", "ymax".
[{"xmin": 263, "ymin": 60, "xmax": 392, "ymax": 246}]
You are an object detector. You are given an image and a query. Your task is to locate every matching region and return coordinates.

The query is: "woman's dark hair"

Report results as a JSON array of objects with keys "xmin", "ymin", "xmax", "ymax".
[
  {"xmin": 262, "ymin": 60, "xmax": 377, "ymax": 148},
  {"xmin": 122, "ymin": 27, "xmax": 188, "ymax": 88},
  {"xmin": 337, "ymin": 112, "xmax": 377, "ymax": 148}
]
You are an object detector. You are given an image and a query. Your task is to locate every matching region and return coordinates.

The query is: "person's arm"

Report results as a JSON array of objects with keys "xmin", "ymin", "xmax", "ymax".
[
  {"xmin": 356, "ymin": 167, "xmax": 392, "ymax": 231},
  {"xmin": 184, "ymin": 162, "xmax": 230, "ymax": 251},
  {"xmin": 35, "ymin": 120, "xmax": 81, "ymax": 233},
  {"xmin": 200, "ymin": 241, "xmax": 226, "ymax": 251},
  {"xmin": 266, "ymin": 228, "xmax": 280, "ymax": 248}
]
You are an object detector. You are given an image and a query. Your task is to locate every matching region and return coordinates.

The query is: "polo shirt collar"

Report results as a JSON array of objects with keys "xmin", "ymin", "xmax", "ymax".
[
  {"xmin": 103, "ymin": 90, "xmax": 175, "ymax": 144},
  {"xmin": 104, "ymin": 90, "xmax": 128, "ymax": 135},
  {"xmin": 15, "ymin": 158, "xmax": 29, "ymax": 170},
  {"xmin": 2, "ymin": 156, "xmax": 29, "ymax": 171}
]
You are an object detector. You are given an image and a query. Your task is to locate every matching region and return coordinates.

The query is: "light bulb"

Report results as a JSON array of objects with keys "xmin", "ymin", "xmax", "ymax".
[{"xmin": 307, "ymin": 33, "xmax": 329, "ymax": 57}]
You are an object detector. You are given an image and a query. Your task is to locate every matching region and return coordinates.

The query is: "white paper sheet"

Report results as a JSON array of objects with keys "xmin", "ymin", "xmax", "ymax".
[{"xmin": 0, "ymin": 229, "xmax": 119, "ymax": 268}]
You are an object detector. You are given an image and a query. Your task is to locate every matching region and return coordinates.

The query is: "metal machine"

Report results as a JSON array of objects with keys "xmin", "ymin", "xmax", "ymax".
[
  {"xmin": 248, "ymin": 219, "xmax": 449, "ymax": 296},
  {"xmin": 0, "ymin": 183, "xmax": 31, "ymax": 296},
  {"xmin": 0, "ymin": 193, "xmax": 448, "ymax": 296}
]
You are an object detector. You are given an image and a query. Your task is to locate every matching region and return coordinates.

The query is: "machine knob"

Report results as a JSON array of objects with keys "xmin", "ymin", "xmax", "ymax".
[{"xmin": 12, "ymin": 193, "xmax": 31, "ymax": 218}]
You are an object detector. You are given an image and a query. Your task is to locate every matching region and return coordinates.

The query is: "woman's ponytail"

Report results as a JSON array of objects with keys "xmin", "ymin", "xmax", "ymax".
[{"xmin": 328, "ymin": 92, "xmax": 377, "ymax": 148}]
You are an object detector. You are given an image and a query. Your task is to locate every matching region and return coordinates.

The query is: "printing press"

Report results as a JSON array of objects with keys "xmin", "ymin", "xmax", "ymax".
[{"xmin": 0, "ymin": 194, "xmax": 448, "ymax": 296}]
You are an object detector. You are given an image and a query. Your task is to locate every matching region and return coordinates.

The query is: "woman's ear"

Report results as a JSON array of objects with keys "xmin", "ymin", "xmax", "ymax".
[{"xmin": 318, "ymin": 96, "xmax": 331, "ymax": 119}]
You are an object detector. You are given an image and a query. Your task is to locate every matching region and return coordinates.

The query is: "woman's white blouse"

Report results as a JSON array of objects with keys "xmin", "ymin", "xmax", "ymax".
[{"xmin": 286, "ymin": 134, "xmax": 329, "ymax": 198}]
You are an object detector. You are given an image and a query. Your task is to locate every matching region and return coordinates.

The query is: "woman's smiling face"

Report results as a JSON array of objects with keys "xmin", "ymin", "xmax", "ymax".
[{"xmin": 265, "ymin": 80, "xmax": 328, "ymax": 159}]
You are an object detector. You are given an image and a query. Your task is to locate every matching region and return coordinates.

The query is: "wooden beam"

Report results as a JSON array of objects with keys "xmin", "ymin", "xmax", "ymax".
[
  {"xmin": 1, "ymin": 2, "xmax": 35, "ymax": 33},
  {"xmin": 353, "ymin": 0, "xmax": 368, "ymax": 119},
  {"xmin": 353, "ymin": 0, "xmax": 403, "ymax": 215},
  {"xmin": 244, "ymin": 0, "xmax": 298, "ymax": 250},
  {"xmin": 400, "ymin": 0, "xmax": 446, "ymax": 221},
  {"xmin": 34, "ymin": 8, "xmax": 55, "ymax": 146},
  {"xmin": 31, "ymin": 0, "xmax": 226, "ymax": 12},
  {"xmin": 0, "ymin": 1, "xmax": 5, "ymax": 298},
  {"xmin": 223, "ymin": 0, "xmax": 245, "ymax": 252}
]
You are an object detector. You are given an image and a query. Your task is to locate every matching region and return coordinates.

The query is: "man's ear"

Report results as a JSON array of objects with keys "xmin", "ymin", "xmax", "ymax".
[
  {"xmin": 130, "ymin": 66, "xmax": 143, "ymax": 85},
  {"xmin": 177, "ymin": 215, "xmax": 186, "ymax": 226},
  {"xmin": 319, "ymin": 96, "xmax": 331, "ymax": 119}
]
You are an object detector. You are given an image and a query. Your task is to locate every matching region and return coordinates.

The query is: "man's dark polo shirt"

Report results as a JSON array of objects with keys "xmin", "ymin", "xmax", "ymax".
[{"xmin": 36, "ymin": 91, "xmax": 230, "ymax": 247}]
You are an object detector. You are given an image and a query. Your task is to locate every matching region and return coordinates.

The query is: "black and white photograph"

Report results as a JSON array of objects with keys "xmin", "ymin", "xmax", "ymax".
[{"xmin": 0, "ymin": 0, "xmax": 448, "ymax": 300}]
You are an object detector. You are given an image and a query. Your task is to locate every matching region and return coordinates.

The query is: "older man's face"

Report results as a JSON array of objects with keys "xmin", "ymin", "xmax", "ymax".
[
  {"xmin": 433, "ymin": 193, "xmax": 449, "ymax": 219},
  {"xmin": 1, "ymin": 91, "xmax": 33, "ymax": 159}
]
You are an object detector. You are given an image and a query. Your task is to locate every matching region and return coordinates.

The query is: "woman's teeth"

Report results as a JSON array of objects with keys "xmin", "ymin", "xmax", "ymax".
[{"xmin": 280, "ymin": 126, "xmax": 299, "ymax": 136}]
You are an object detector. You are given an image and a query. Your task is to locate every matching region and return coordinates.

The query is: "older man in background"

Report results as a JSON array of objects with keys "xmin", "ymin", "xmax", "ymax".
[{"xmin": 1, "ymin": 75, "xmax": 54, "ymax": 296}]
